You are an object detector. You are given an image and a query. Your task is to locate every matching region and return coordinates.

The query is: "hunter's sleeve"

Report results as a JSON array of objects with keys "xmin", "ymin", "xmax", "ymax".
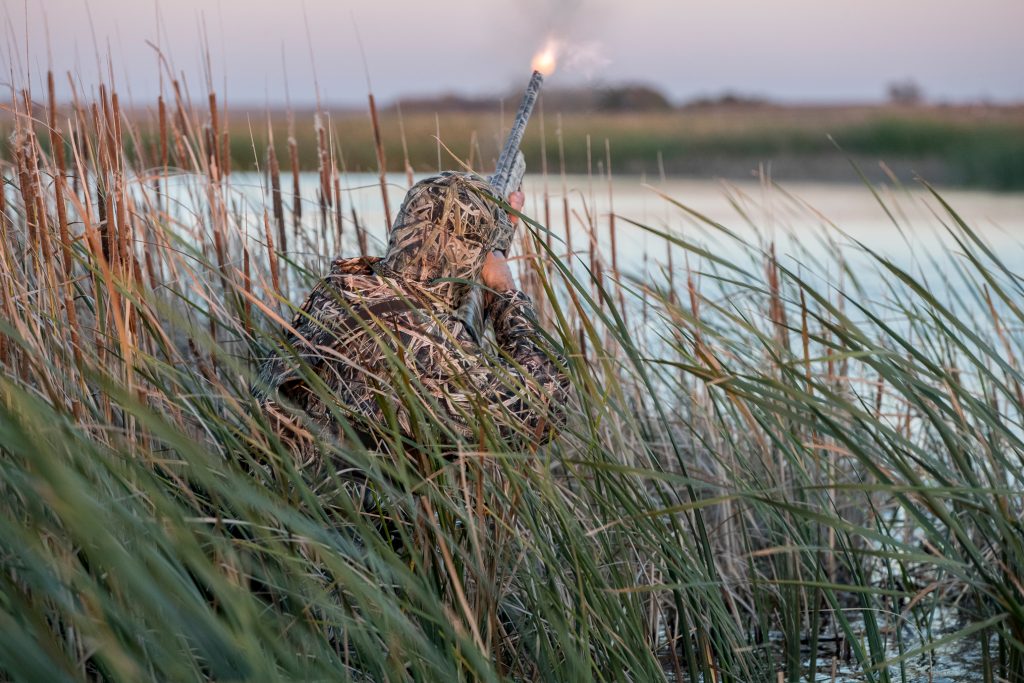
[{"xmin": 448, "ymin": 289, "xmax": 570, "ymax": 445}]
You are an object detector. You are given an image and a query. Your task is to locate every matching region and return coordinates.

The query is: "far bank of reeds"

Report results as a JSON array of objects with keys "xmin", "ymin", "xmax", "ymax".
[{"xmin": 4, "ymin": 100, "xmax": 1023, "ymax": 190}]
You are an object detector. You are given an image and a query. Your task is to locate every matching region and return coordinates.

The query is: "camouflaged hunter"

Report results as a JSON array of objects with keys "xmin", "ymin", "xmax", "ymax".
[{"xmin": 254, "ymin": 172, "xmax": 569, "ymax": 471}]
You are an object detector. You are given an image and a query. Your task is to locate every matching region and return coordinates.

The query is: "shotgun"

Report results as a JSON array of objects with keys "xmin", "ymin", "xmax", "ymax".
[{"xmin": 461, "ymin": 69, "xmax": 544, "ymax": 337}]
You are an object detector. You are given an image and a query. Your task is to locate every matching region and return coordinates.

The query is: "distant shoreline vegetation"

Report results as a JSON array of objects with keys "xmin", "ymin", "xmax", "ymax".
[{"xmin": 6, "ymin": 89, "xmax": 1022, "ymax": 190}]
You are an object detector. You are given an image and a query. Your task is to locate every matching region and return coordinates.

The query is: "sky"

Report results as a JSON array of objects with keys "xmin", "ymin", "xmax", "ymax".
[{"xmin": 3, "ymin": 0, "xmax": 1023, "ymax": 107}]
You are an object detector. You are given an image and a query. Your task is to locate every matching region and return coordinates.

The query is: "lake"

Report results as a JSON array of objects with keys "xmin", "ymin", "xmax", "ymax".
[
  {"xmin": 217, "ymin": 172, "xmax": 1024, "ymax": 270},
  {"xmin": 150, "ymin": 170, "xmax": 1024, "ymax": 331}
]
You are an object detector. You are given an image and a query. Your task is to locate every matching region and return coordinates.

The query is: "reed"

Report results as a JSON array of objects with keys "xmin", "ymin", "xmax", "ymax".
[{"xmin": 0, "ymin": 70, "xmax": 1021, "ymax": 683}]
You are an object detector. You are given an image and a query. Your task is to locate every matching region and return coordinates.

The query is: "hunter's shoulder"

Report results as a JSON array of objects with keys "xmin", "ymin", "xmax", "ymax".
[
  {"xmin": 288, "ymin": 258, "xmax": 376, "ymax": 328},
  {"xmin": 322, "ymin": 255, "xmax": 396, "ymax": 296},
  {"xmin": 296, "ymin": 255, "xmax": 420, "ymax": 322}
]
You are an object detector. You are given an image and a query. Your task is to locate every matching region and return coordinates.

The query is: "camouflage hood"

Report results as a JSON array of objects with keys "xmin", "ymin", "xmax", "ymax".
[{"xmin": 377, "ymin": 172, "xmax": 514, "ymax": 309}]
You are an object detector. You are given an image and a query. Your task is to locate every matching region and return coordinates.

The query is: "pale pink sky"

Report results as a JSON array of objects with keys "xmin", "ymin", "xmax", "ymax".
[{"xmin": 3, "ymin": 0, "xmax": 1023, "ymax": 106}]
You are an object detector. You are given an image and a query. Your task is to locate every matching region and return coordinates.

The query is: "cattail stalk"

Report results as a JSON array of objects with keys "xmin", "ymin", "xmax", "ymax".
[
  {"xmin": 352, "ymin": 206, "xmax": 368, "ymax": 257},
  {"xmin": 288, "ymin": 120, "xmax": 302, "ymax": 241},
  {"xmin": 267, "ymin": 125, "xmax": 287, "ymax": 254},
  {"xmin": 605, "ymin": 138, "xmax": 625, "ymax": 318},
  {"xmin": 208, "ymin": 92, "xmax": 221, "ymax": 173},
  {"xmin": 367, "ymin": 93, "xmax": 392, "ymax": 230},
  {"xmin": 263, "ymin": 209, "xmax": 281, "ymax": 298},
  {"xmin": 539, "ymin": 98, "xmax": 551, "ymax": 246},
  {"xmin": 396, "ymin": 102, "xmax": 415, "ymax": 187},
  {"xmin": 556, "ymin": 115, "xmax": 571, "ymax": 274},
  {"xmin": 48, "ymin": 72, "xmax": 83, "ymax": 372}
]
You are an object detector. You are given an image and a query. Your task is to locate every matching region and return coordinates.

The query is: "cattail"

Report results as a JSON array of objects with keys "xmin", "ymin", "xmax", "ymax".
[
  {"xmin": 352, "ymin": 206, "xmax": 368, "ymax": 257},
  {"xmin": 288, "ymin": 125, "xmax": 302, "ymax": 238},
  {"xmin": 538, "ymin": 98, "xmax": 551, "ymax": 248},
  {"xmin": 434, "ymin": 113, "xmax": 442, "ymax": 172},
  {"xmin": 467, "ymin": 129, "xmax": 478, "ymax": 171},
  {"xmin": 211, "ymin": 193, "xmax": 228, "ymax": 287},
  {"xmin": 605, "ymin": 138, "xmax": 625, "ymax": 318},
  {"xmin": 585, "ymin": 135, "xmax": 600, "ymax": 305},
  {"xmin": 208, "ymin": 92, "xmax": 220, "ymax": 173},
  {"xmin": 333, "ymin": 169, "xmax": 343, "ymax": 252},
  {"xmin": 47, "ymin": 73, "xmax": 68, "ymax": 174},
  {"xmin": 110, "ymin": 91, "xmax": 124, "ymax": 168},
  {"xmin": 0, "ymin": 166, "xmax": 7, "ymax": 236},
  {"xmin": 99, "ymin": 86, "xmax": 118, "ymax": 176},
  {"xmin": 111, "ymin": 91, "xmax": 134, "ymax": 280},
  {"xmin": 142, "ymin": 215, "xmax": 158, "ymax": 292},
  {"xmin": 262, "ymin": 208, "xmax": 281, "ymax": 298},
  {"xmin": 204, "ymin": 125, "xmax": 217, "ymax": 176},
  {"xmin": 171, "ymin": 80, "xmax": 190, "ymax": 168},
  {"xmin": 266, "ymin": 123, "xmax": 287, "ymax": 256},
  {"xmin": 766, "ymin": 243, "xmax": 790, "ymax": 355},
  {"xmin": 657, "ymin": 151, "xmax": 676, "ymax": 303},
  {"xmin": 367, "ymin": 93, "xmax": 392, "ymax": 230},
  {"xmin": 67, "ymin": 75, "xmax": 89, "ymax": 198},
  {"xmin": 22, "ymin": 111, "xmax": 60, "ymax": 310},
  {"xmin": 242, "ymin": 241, "xmax": 252, "ymax": 336},
  {"xmin": 800, "ymin": 287, "xmax": 812, "ymax": 394},
  {"xmin": 89, "ymin": 100, "xmax": 112, "ymax": 263},
  {"xmin": 14, "ymin": 127, "xmax": 39, "ymax": 256},
  {"xmin": 219, "ymin": 92, "xmax": 231, "ymax": 177},
  {"xmin": 395, "ymin": 102, "xmax": 414, "ymax": 187},
  {"xmin": 47, "ymin": 72, "xmax": 83, "ymax": 369},
  {"xmin": 556, "ymin": 115, "xmax": 571, "ymax": 274},
  {"xmin": 158, "ymin": 95, "xmax": 169, "ymax": 171},
  {"xmin": 221, "ymin": 131, "xmax": 231, "ymax": 178},
  {"xmin": 100, "ymin": 183, "xmax": 114, "ymax": 265},
  {"xmin": 331, "ymin": 125, "xmax": 349, "ymax": 254},
  {"xmin": 316, "ymin": 113, "xmax": 331, "ymax": 209},
  {"xmin": 315, "ymin": 113, "xmax": 330, "ymax": 254}
]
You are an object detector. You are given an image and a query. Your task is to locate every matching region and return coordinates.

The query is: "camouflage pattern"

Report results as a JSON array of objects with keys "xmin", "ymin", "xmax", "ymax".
[
  {"xmin": 253, "ymin": 173, "xmax": 568, "ymax": 474},
  {"xmin": 377, "ymin": 171, "xmax": 516, "ymax": 308}
]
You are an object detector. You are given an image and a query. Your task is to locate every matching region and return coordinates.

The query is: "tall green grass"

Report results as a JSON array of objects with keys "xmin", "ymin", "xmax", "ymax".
[{"xmin": 0, "ymin": 73, "xmax": 1022, "ymax": 682}]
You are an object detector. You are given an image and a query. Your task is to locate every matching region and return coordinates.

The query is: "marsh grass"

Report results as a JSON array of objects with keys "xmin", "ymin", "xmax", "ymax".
[{"xmin": 0, "ymin": 70, "xmax": 1022, "ymax": 683}]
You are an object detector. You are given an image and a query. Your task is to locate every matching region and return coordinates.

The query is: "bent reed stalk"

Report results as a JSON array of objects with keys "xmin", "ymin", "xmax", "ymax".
[{"xmin": 0, "ymin": 72, "xmax": 1022, "ymax": 682}]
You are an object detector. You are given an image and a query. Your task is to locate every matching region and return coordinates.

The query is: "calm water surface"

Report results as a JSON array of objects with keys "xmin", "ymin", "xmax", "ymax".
[{"xmin": 220, "ymin": 172, "xmax": 1024, "ymax": 276}]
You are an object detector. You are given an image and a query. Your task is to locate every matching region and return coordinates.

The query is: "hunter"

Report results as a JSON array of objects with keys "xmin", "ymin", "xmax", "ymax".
[{"xmin": 253, "ymin": 172, "xmax": 569, "ymax": 474}]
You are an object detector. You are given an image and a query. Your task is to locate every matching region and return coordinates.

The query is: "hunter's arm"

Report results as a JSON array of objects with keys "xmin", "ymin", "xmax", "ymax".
[{"xmin": 430, "ymin": 289, "xmax": 569, "ymax": 446}]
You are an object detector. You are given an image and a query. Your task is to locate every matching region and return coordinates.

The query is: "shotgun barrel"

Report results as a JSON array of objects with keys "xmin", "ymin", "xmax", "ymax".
[
  {"xmin": 459, "ymin": 70, "xmax": 544, "ymax": 338},
  {"xmin": 488, "ymin": 69, "xmax": 544, "ymax": 204}
]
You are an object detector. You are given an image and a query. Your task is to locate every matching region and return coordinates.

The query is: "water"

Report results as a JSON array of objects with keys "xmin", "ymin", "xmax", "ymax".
[
  {"xmin": 208, "ymin": 172, "xmax": 1024, "ymax": 282},
  {"xmin": 174, "ymin": 170, "xmax": 1024, "ymax": 363}
]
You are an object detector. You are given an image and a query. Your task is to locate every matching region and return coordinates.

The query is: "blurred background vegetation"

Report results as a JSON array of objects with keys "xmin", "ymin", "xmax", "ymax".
[{"xmin": 7, "ymin": 84, "xmax": 1022, "ymax": 189}]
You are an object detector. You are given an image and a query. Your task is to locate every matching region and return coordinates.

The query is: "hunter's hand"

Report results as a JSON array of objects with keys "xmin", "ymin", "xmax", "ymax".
[
  {"xmin": 482, "ymin": 252, "xmax": 515, "ymax": 293},
  {"xmin": 480, "ymin": 191, "xmax": 524, "ymax": 293},
  {"xmin": 507, "ymin": 190, "xmax": 524, "ymax": 225}
]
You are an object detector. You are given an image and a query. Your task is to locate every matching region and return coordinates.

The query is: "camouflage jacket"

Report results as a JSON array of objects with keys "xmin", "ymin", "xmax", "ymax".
[{"xmin": 254, "ymin": 255, "xmax": 570, "ymax": 467}]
